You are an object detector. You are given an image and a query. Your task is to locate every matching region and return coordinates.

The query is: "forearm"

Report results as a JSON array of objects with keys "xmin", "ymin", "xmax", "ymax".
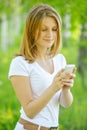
[
  {"xmin": 11, "ymin": 71, "xmax": 63, "ymax": 119},
  {"xmin": 24, "ymin": 85, "xmax": 56, "ymax": 118},
  {"xmin": 59, "ymin": 88, "xmax": 73, "ymax": 108},
  {"xmin": 24, "ymin": 70, "xmax": 64, "ymax": 118}
]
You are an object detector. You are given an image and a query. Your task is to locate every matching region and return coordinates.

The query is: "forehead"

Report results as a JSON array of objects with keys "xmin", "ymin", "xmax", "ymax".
[{"xmin": 41, "ymin": 16, "xmax": 57, "ymax": 27}]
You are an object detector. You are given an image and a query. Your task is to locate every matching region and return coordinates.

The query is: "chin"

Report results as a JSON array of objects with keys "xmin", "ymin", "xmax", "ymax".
[{"xmin": 47, "ymin": 43, "xmax": 53, "ymax": 48}]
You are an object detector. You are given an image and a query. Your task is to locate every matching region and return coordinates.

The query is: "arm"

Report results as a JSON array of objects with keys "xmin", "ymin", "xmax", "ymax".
[
  {"xmin": 59, "ymin": 88, "xmax": 73, "ymax": 108},
  {"xmin": 10, "ymin": 70, "xmax": 63, "ymax": 119},
  {"xmin": 59, "ymin": 73, "xmax": 75, "ymax": 108},
  {"xmin": 10, "ymin": 69, "xmax": 76, "ymax": 118}
]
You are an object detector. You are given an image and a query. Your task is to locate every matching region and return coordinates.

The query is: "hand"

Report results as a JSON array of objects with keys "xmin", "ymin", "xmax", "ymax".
[
  {"xmin": 62, "ymin": 73, "xmax": 76, "ymax": 89},
  {"xmin": 51, "ymin": 69, "xmax": 64, "ymax": 92},
  {"xmin": 51, "ymin": 67, "xmax": 76, "ymax": 92},
  {"xmin": 62, "ymin": 67, "xmax": 76, "ymax": 89}
]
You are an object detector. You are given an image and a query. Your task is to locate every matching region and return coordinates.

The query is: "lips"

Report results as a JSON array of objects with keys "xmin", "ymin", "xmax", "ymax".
[{"xmin": 44, "ymin": 39, "xmax": 54, "ymax": 42}]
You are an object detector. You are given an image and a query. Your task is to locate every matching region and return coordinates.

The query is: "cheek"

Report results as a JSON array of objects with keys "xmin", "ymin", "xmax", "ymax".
[
  {"xmin": 35, "ymin": 29, "xmax": 41, "ymax": 41},
  {"xmin": 54, "ymin": 33, "xmax": 57, "ymax": 40}
]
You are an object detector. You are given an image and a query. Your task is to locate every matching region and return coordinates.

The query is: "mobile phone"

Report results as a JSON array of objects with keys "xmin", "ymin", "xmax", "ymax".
[{"xmin": 63, "ymin": 64, "xmax": 75, "ymax": 74}]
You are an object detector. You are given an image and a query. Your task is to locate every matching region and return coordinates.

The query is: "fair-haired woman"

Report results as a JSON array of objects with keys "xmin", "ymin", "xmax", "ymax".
[{"xmin": 8, "ymin": 4, "xmax": 76, "ymax": 130}]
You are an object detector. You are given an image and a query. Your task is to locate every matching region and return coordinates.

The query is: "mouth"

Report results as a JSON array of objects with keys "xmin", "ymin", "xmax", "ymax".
[{"xmin": 44, "ymin": 39, "xmax": 54, "ymax": 42}]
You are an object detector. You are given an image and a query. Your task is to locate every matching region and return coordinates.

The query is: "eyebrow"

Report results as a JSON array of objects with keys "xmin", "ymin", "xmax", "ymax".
[{"xmin": 42, "ymin": 25, "xmax": 57, "ymax": 28}]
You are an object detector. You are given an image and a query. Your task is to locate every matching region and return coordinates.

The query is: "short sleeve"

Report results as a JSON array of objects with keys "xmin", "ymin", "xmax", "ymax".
[
  {"xmin": 8, "ymin": 56, "xmax": 30, "ymax": 79},
  {"xmin": 54, "ymin": 53, "xmax": 66, "ymax": 70},
  {"xmin": 59, "ymin": 54, "xmax": 66, "ymax": 68}
]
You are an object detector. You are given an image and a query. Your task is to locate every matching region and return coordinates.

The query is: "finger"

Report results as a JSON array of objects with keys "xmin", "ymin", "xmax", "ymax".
[
  {"xmin": 62, "ymin": 79, "xmax": 74, "ymax": 84},
  {"xmin": 54, "ymin": 76, "xmax": 63, "ymax": 82},
  {"xmin": 64, "ymin": 73, "xmax": 76, "ymax": 79},
  {"xmin": 56, "ymin": 69, "xmax": 64, "ymax": 77},
  {"xmin": 62, "ymin": 78, "xmax": 74, "ymax": 87},
  {"xmin": 63, "ymin": 82, "xmax": 73, "ymax": 88},
  {"xmin": 73, "ymin": 67, "xmax": 77, "ymax": 73},
  {"xmin": 70, "ymin": 73, "xmax": 76, "ymax": 79}
]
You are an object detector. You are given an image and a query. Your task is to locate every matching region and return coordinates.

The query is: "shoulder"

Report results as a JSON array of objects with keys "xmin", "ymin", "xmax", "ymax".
[
  {"xmin": 53, "ymin": 53, "xmax": 66, "ymax": 61},
  {"xmin": 10, "ymin": 56, "xmax": 31, "ymax": 67},
  {"xmin": 11, "ymin": 56, "xmax": 26, "ymax": 64},
  {"xmin": 53, "ymin": 53, "xmax": 66, "ymax": 68},
  {"xmin": 8, "ymin": 56, "xmax": 31, "ymax": 78},
  {"xmin": 9, "ymin": 56, "xmax": 32, "ymax": 71}
]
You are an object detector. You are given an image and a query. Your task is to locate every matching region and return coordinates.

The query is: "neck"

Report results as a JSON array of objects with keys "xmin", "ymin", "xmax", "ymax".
[{"xmin": 37, "ymin": 48, "xmax": 50, "ymax": 61}]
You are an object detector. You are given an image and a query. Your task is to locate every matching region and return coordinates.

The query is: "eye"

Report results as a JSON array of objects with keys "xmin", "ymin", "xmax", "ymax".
[
  {"xmin": 41, "ymin": 28, "xmax": 47, "ymax": 31},
  {"xmin": 52, "ymin": 28, "xmax": 58, "ymax": 31}
]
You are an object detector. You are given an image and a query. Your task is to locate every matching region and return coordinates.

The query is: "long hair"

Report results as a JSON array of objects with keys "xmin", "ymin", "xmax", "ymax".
[{"xmin": 19, "ymin": 4, "xmax": 62, "ymax": 63}]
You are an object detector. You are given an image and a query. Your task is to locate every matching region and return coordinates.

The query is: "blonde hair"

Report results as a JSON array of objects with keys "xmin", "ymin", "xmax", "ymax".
[{"xmin": 19, "ymin": 4, "xmax": 62, "ymax": 63}]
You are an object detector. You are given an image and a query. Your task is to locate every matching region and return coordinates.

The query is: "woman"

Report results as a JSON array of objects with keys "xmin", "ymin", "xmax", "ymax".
[{"xmin": 8, "ymin": 4, "xmax": 76, "ymax": 130}]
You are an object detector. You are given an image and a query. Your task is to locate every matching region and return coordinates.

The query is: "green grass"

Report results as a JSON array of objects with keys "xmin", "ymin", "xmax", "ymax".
[
  {"xmin": 59, "ymin": 72, "xmax": 87, "ymax": 130},
  {"xmin": 0, "ymin": 43, "xmax": 87, "ymax": 130}
]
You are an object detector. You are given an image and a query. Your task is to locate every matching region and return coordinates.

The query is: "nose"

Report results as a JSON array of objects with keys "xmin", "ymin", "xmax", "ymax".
[{"xmin": 47, "ymin": 29, "xmax": 53, "ymax": 37}]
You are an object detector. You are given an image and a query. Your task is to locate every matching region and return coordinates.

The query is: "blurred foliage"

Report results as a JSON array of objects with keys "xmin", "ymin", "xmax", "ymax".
[
  {"xmin": 0, "ymin": 0, "xmax": 87, "ymax": 47},
  {"xmin": 0, "ymin": 0, "xmax": 87, "ymax": 130},
  {"xmin": 0, "ymin": 0, "xmax": 87, "ymax": 22}
]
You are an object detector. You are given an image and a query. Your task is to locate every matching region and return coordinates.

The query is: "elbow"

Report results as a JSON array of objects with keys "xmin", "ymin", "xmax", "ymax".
[
  {"xmin": 60, "ymin": 97, "xmax": 73, "ymax": 108},
  {"xmin": 62, "ymin": 101, "xmax": 73, "ymax": 108},
  {"xmin": 26, "ymin": 113, "xmax": 35, "ymax": 119},
  {"xmin": 23, "ymin": 100, "xmax": 37, "ymax": 119},
  {"xmin": 24, "ymin": 108, "xmax": 37, "ymax": 119},
  {"xmin": 24, "ymin": 111, "xmax": 35, "ymax": 119}
]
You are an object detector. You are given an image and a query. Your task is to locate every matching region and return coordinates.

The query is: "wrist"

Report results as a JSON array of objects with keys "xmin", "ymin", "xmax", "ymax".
[
  {"xmin": 50, "ymin": 85, "xmax": 58, "ymax": 93},
  {"xmin": 62, "ymin": 87, "xmax": 70, "ymax": 92}
]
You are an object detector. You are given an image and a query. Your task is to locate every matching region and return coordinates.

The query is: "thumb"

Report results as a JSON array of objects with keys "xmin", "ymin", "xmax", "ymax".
[
  {"xmin": 73, "ymin": 67, "xmax": 77, "ymax": 73},
  {"xmin": 56, "ymin": 68, "xmax": 64, "ymax": 77}
]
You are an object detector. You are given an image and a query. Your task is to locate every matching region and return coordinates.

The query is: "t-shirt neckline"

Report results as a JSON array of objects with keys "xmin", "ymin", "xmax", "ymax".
[{"xmin": 35, "ymin": 58, "xmax": 55, "ymax": 76}]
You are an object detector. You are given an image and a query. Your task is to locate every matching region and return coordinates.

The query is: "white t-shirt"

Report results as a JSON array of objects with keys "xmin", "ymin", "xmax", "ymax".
[{"xmin": 8, "ymin": 54, "xmax": 66, "ymax": 128}]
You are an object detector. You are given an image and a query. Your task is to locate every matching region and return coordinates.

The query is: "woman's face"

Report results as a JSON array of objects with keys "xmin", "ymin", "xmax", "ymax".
[{"xmin": 36, "ymin": 16, "xmax": 58, "ymax": 50}]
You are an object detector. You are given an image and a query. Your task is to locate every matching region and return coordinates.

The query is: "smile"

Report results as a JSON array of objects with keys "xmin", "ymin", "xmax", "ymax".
[{"xmin": 44, "ymin": 39, "xmax": 54, "ymax": 42}]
